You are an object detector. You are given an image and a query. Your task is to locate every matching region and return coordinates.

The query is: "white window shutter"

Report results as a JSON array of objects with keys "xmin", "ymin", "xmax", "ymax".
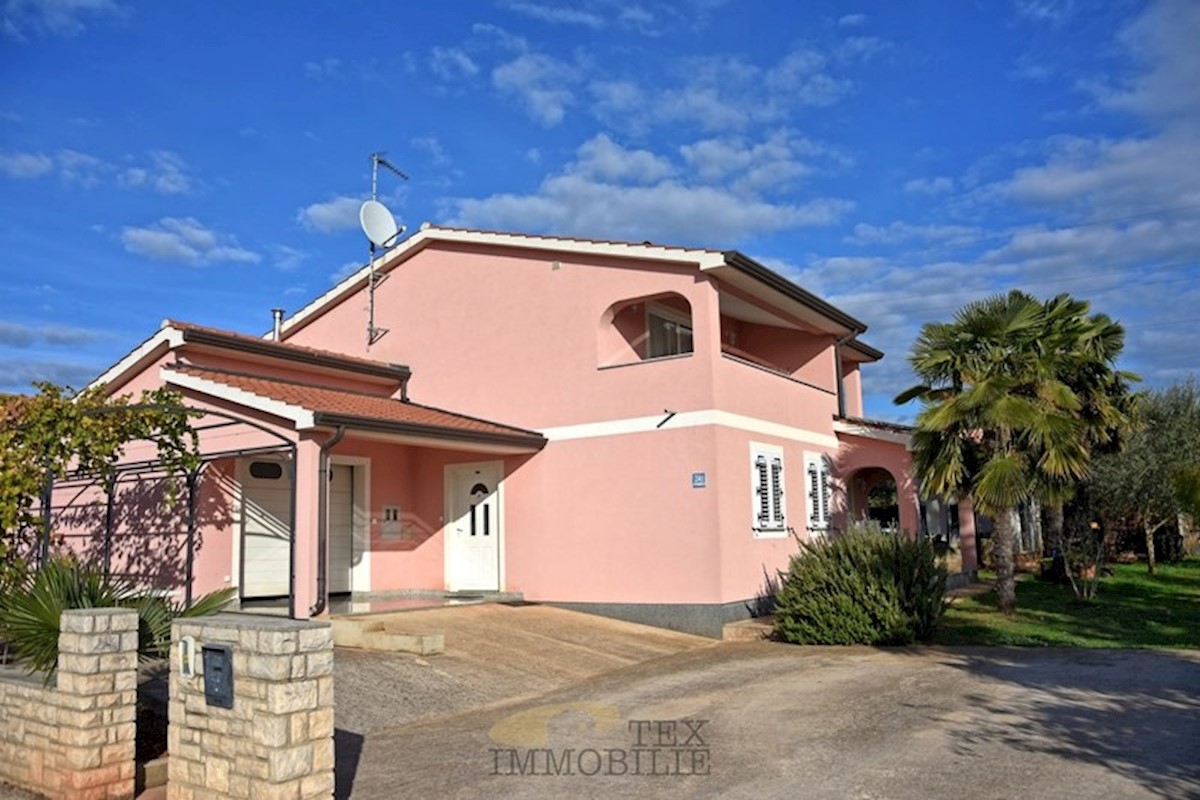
[
  {"xmin": 819, "ymin": 457, "xmax": 831, "ymax": 527},
  {"xmin": 754, "ymin": 454, "xmax": 770, "ymax": 528},
  {"xmin": 807, "ymin": 459, "xmax": 820, "ymax": 526},
  {"xmin": 770, "ymin": 456, "xmax": 785, "ymax": 528}
]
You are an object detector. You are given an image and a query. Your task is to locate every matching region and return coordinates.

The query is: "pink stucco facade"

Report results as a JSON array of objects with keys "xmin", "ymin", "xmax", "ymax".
[{"xmin": 63, "ymin": 227, "xmax": 921, "ymax": 637}]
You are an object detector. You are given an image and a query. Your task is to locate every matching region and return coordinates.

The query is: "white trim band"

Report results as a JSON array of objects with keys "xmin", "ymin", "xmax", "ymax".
[{"xmin": 539, "ymin": 410, "xmax": 840, "ymax": 449}]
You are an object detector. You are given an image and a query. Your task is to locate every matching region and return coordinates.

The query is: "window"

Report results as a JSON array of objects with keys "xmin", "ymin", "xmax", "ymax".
[
  {"xmin": 805, "ymin": 452, "xmax": 833, "ymax": 532},
  {"xmin": 646, "ymin": 305, "xmax": 693, "ymax": 359},
  {"xmin": 248, "ymin": 461, "xmax": 283, "ymax": 480},
  {"xmin": 751, "ymin": 443, "xmax": 786, "ymax": 536}
]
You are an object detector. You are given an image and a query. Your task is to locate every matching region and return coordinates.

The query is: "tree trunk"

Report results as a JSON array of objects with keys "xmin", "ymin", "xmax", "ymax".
[
  {"xmin": 1028, "ymin": 498, "xmax": 1044, "ymax": 555},
  {"xmin": 1145, "ymin": 520, "xmax": 1157, "ymax": 575},
  {"xmin": 994, "ymin": 505, "xmax": 1018, "ymax": 615},
  {"xmin": 1044, "ymin": 502, "xmax": 1065, "ymax": 556}
]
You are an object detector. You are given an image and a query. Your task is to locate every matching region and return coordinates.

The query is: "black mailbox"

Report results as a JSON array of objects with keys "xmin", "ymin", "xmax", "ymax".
[{"xmin": 202, "ymin": 644, "xmax": 234, "ymax": 709}]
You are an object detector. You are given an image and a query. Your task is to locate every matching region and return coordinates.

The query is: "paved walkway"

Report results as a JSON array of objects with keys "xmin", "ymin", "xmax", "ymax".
[{"xmin": 337, "ymin": 641, "xmax": 1200, "ymax": 799}]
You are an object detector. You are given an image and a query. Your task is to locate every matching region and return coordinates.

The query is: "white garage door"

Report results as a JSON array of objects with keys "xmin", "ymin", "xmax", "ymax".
[
  {"xmin": 328, "ymin": 464, "xmax": 354, "ymax": 594},
  {"xmin": 241, "ymin": 459, "xmax": 292, "ymax": 598}
]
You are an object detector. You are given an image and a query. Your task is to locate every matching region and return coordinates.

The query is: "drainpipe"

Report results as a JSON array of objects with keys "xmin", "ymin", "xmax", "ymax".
[
  {"xmin": 833, "ymin": 332, "xmax": 859, "ymax": 419},
  {"xmin": 309, "ymin": 426, "xmax": 346, "ymax": 617},
  {"xmin": 271, "ymin": 308, "xmax": 285, "ymax": 341}
]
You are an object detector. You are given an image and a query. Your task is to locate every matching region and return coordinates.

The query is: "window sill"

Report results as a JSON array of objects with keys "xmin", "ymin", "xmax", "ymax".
[{"xmin": 752, "ymin": 527, "xmax": 789, "ymax": 539}]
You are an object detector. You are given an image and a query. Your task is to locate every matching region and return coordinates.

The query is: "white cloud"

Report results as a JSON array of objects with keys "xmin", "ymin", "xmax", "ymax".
[
  {"xmin": 330, "ymin": 260, "xmax": 363, "ymax": 283},
  {"xmin": 1087, "ymin": 0, "xmax": 1200, "ymax": 123},
  {"xmin": 0, "ymin": 150, "xmax": 53, "ymax": 177},
  {"xmin": 271, "ymin": 244, "xmax": 308, "ymax": 271},
  {"xmin": 1013, "ymin": 0, "xmax": 1077, "ymax": 26},
  {"xmin": 574, "ymin": 134, "xmax": 673, "ymax": 184},
  {"xmin": 120, "ymin": 217, "xmax": 260, "ymax": 265},
  {"xmin": 492, "ymin": 52, "xmax": 579, "ymax": 126},
  {"xmin": 117, "ymin": 150, "xmax": 195, "ymax": 194},
  {"xmin": 0, "ymin": 321, "xmax": 106, "ymax": 347},
  {"xmin": 0, "ymin": 358, "xmax": 100, "ymax": 392},
  {"xmin": 2, "ymin": 0, "xmax": 123, "ymax": 40},
  {"xmin": 0, "ymin": 147, "xmax": 198, "ymax": 193},
  {"xmin": 303, "ymin": 57, "xmax": 340, "ymax": 78},
  {"xmin": 56, "ymin": 148, "xmax": 109, "ymax": 186},
  {"xmin": 447, "ymin": 133, "xmax": 853, "ymax": 244},
  {"xmin": 296, "ymin": 195, "xmax": 363, "ymax": 233},
  {"xmin": 838, "ymin": 13, "xmax": 867, "ymax": 27},
  {"xmin": 429, "ymin": 47, "xmax": 478, "ymax": 81},
  {"xmin": 591, "ymin": 42, "xmax": 881, "ymax": 134},
  {"xmin": 680, "ymin": 132, "xmax": 840, "ymax": 193},
  {"xmin": 411, "ymin": 135, "xmax": 449, "ymax": 166},
  {"xmin": 501, "ymin": 1, "xmax": 603, "ymax": 28},
  {"xmin": 903, "ymin": 176, "xmax": 954, "ymax": 195},
  {"xmin": 846, "ymin": 221, "xmax": 981, "ymax": 247},
  {"xmin": 470, "ymin": 22, "xmax": 527, "ymax": 53}
]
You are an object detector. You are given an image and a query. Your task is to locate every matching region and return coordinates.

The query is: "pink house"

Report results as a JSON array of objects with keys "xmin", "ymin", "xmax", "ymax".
[{"xmin": 75, "ymin": 226, "xmax": 959, "ymax": 636}]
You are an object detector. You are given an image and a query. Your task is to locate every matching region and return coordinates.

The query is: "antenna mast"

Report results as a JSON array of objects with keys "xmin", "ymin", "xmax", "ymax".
[{"xmin": 366, "ymin": 152, "xmax": 408, "ymax": 345}]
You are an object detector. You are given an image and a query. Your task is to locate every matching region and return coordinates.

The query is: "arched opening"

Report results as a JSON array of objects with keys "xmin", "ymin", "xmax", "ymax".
[
  {"xmin": 845, "ymin": 466, "xmax": 900, "ymax": 533},
  {"xmin": 597, "ymin": 292, "xmax": 693, "ymax": 367}
]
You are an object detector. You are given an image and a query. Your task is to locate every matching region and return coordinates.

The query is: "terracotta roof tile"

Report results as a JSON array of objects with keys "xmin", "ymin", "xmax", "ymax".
[{"xmin": 165, "ymin": 364, "xmax": 543, "ymax": 443}]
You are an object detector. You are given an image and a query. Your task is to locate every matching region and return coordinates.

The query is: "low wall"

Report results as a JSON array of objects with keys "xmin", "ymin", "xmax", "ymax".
[
  {"xmin": 168, "ymin": 614, "xmax": 334, "ymax": 800},
  {"xmin": 0, "ymin": 608, "xmax": 139, "ymax": 800}
]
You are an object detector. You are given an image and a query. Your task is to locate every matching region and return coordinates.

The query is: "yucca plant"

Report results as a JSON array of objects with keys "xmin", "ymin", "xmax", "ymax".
[{"xmin": 0, "ymin": 556, "xmax": 235, "ymax": 682}]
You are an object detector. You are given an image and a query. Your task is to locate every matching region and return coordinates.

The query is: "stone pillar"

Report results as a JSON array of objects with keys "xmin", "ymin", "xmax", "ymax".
[
  {"xmin": 54, "ymin": 607, "xmax": 139, "ymax": 799},
  {"xmin": 958, "ymin": 496, "xmax": 978, "ymax": 574},
  {"xmin": 168, "ymin": 614, "xmax": 334, "ymax": 800}
]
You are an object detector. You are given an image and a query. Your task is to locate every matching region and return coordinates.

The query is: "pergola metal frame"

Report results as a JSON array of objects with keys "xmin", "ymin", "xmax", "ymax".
[{"xmin": 40, "ymin": 404, "xmax": 298, "ymax": 617}]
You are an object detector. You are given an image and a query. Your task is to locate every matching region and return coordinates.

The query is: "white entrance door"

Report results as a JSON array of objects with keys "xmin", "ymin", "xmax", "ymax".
[
  {"xmin": 328, "ymin": 464, "xmax": 354, "ymax": 594},
  {"xmin": 446, "ymin": 463, "xmax": 502, "ymax": 592},
  {"xmin": 241, "ymin": 459, "xmax": 292, "ymax": 598}
]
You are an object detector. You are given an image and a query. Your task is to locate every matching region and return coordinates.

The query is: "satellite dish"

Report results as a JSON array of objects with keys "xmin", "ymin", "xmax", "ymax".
[{"xmin": 359, "ymin": 200, "xmax": 402, "ymax": 248}]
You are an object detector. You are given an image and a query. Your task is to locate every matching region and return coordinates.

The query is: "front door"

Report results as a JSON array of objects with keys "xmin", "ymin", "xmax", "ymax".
[{"xmin": 446, "ymin": 462, "xmax": 502, "ymax": 592}]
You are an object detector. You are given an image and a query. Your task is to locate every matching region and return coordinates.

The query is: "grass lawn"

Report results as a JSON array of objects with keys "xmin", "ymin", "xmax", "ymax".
[{"xmin": 934, "ymin": 557, "xmax": 1200, "ymax": 648}]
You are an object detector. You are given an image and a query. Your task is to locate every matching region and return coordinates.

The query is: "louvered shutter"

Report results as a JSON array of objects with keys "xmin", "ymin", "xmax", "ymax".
[
  {"xmin": 818, "ymin": 457, "xmax": 831, "ymax": 527},
  {"xmin": 754, "ymin": 454, "xmax": 770, "ymax": 529},
  {"xmin": 807, "ymin": 459, "xmax": 820, "ymax": 527},
  {"xmin": 770, "ymin": 456, "xmax": 785, "ymax": 528}
]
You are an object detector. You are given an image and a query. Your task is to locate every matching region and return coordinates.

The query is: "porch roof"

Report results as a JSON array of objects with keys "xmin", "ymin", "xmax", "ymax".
[{"xmin": 162, "ymin": 364, "xmax": 547, "ymax": 451}]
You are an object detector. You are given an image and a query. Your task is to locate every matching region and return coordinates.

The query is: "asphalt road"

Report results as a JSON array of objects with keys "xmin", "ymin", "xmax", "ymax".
[{"xmin": 336, "ymin": 643, "xmax": 1200, "ymax": 799}]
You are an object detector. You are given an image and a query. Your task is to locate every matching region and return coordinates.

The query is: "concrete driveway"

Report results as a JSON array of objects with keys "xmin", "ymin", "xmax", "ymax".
[{"xmin": 335, "ymin": 631, "xmax": 1200, "ymax": 799}]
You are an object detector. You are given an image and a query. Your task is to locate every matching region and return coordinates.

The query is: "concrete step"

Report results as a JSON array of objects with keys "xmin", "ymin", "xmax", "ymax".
[{"xmin": 722, "ymin": 616, "xmax": 774, "ymax": 642}]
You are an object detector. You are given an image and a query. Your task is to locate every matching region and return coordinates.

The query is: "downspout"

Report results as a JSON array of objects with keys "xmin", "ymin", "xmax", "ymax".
[{"xmin": 309, "ymin": 426, "xmax": 346, "ymax": 617}]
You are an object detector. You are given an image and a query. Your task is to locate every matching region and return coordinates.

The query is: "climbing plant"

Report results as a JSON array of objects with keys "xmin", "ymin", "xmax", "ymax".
[{"xmin": 0, "ymin": 382, "xmax": 201, "ymax": 595}]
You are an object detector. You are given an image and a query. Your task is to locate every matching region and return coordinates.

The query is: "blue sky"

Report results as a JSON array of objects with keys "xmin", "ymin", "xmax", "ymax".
[{"xmin": 2, "ymin": 0, "xmax": 1197, "ymax": 420}]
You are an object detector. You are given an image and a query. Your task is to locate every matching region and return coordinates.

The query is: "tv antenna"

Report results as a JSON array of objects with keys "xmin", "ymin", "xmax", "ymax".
[{"xmin": 359, "ymin": 152, "xmax": 409, "ymax": 345}]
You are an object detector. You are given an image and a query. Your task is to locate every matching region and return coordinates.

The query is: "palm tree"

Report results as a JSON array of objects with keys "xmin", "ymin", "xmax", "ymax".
[
  {"xmin": 1035, "ymin": 295, "xmax": 1138, "ymax": 564},
  {"xmin": 895, "ymin": 291, "xmax": 1094, "ymax": 614}
]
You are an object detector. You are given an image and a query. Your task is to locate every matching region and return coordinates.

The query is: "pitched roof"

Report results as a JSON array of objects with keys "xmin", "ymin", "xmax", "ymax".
[
  {"xmin": 162, "ymin": 364, "xmax": 545, "ymax": 449},
  {"xmin": 280, "ymin": 224, "xmax": 869, "ymax": 340}
]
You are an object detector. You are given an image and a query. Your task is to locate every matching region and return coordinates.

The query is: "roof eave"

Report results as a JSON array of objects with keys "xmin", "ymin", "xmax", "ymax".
[
  {"xmin": 715, "ymin": 251, "xmax": 867, "ymax": 336},
  {"xmin": 311, "ymin": 412, "xmax": 547, "ymax": 452},
  {"xmin": 179, "ymin": 327, "xmax": 410, "ymax": 381}
]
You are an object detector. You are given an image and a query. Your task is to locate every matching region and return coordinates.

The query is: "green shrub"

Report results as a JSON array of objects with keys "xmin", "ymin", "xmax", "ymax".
[
  {"xmin": 773, "ymin": 529, "xmax": 948, "ymax": 645},
  {"xmin": 0, "ymin": 556, "xmax": 235, "ymax": 682}
]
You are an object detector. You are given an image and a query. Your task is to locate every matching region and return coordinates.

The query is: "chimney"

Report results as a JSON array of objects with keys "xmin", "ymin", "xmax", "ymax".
[{"xmin": 271, "ymin": 308, "xmax": 284, "ymax": 341}]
